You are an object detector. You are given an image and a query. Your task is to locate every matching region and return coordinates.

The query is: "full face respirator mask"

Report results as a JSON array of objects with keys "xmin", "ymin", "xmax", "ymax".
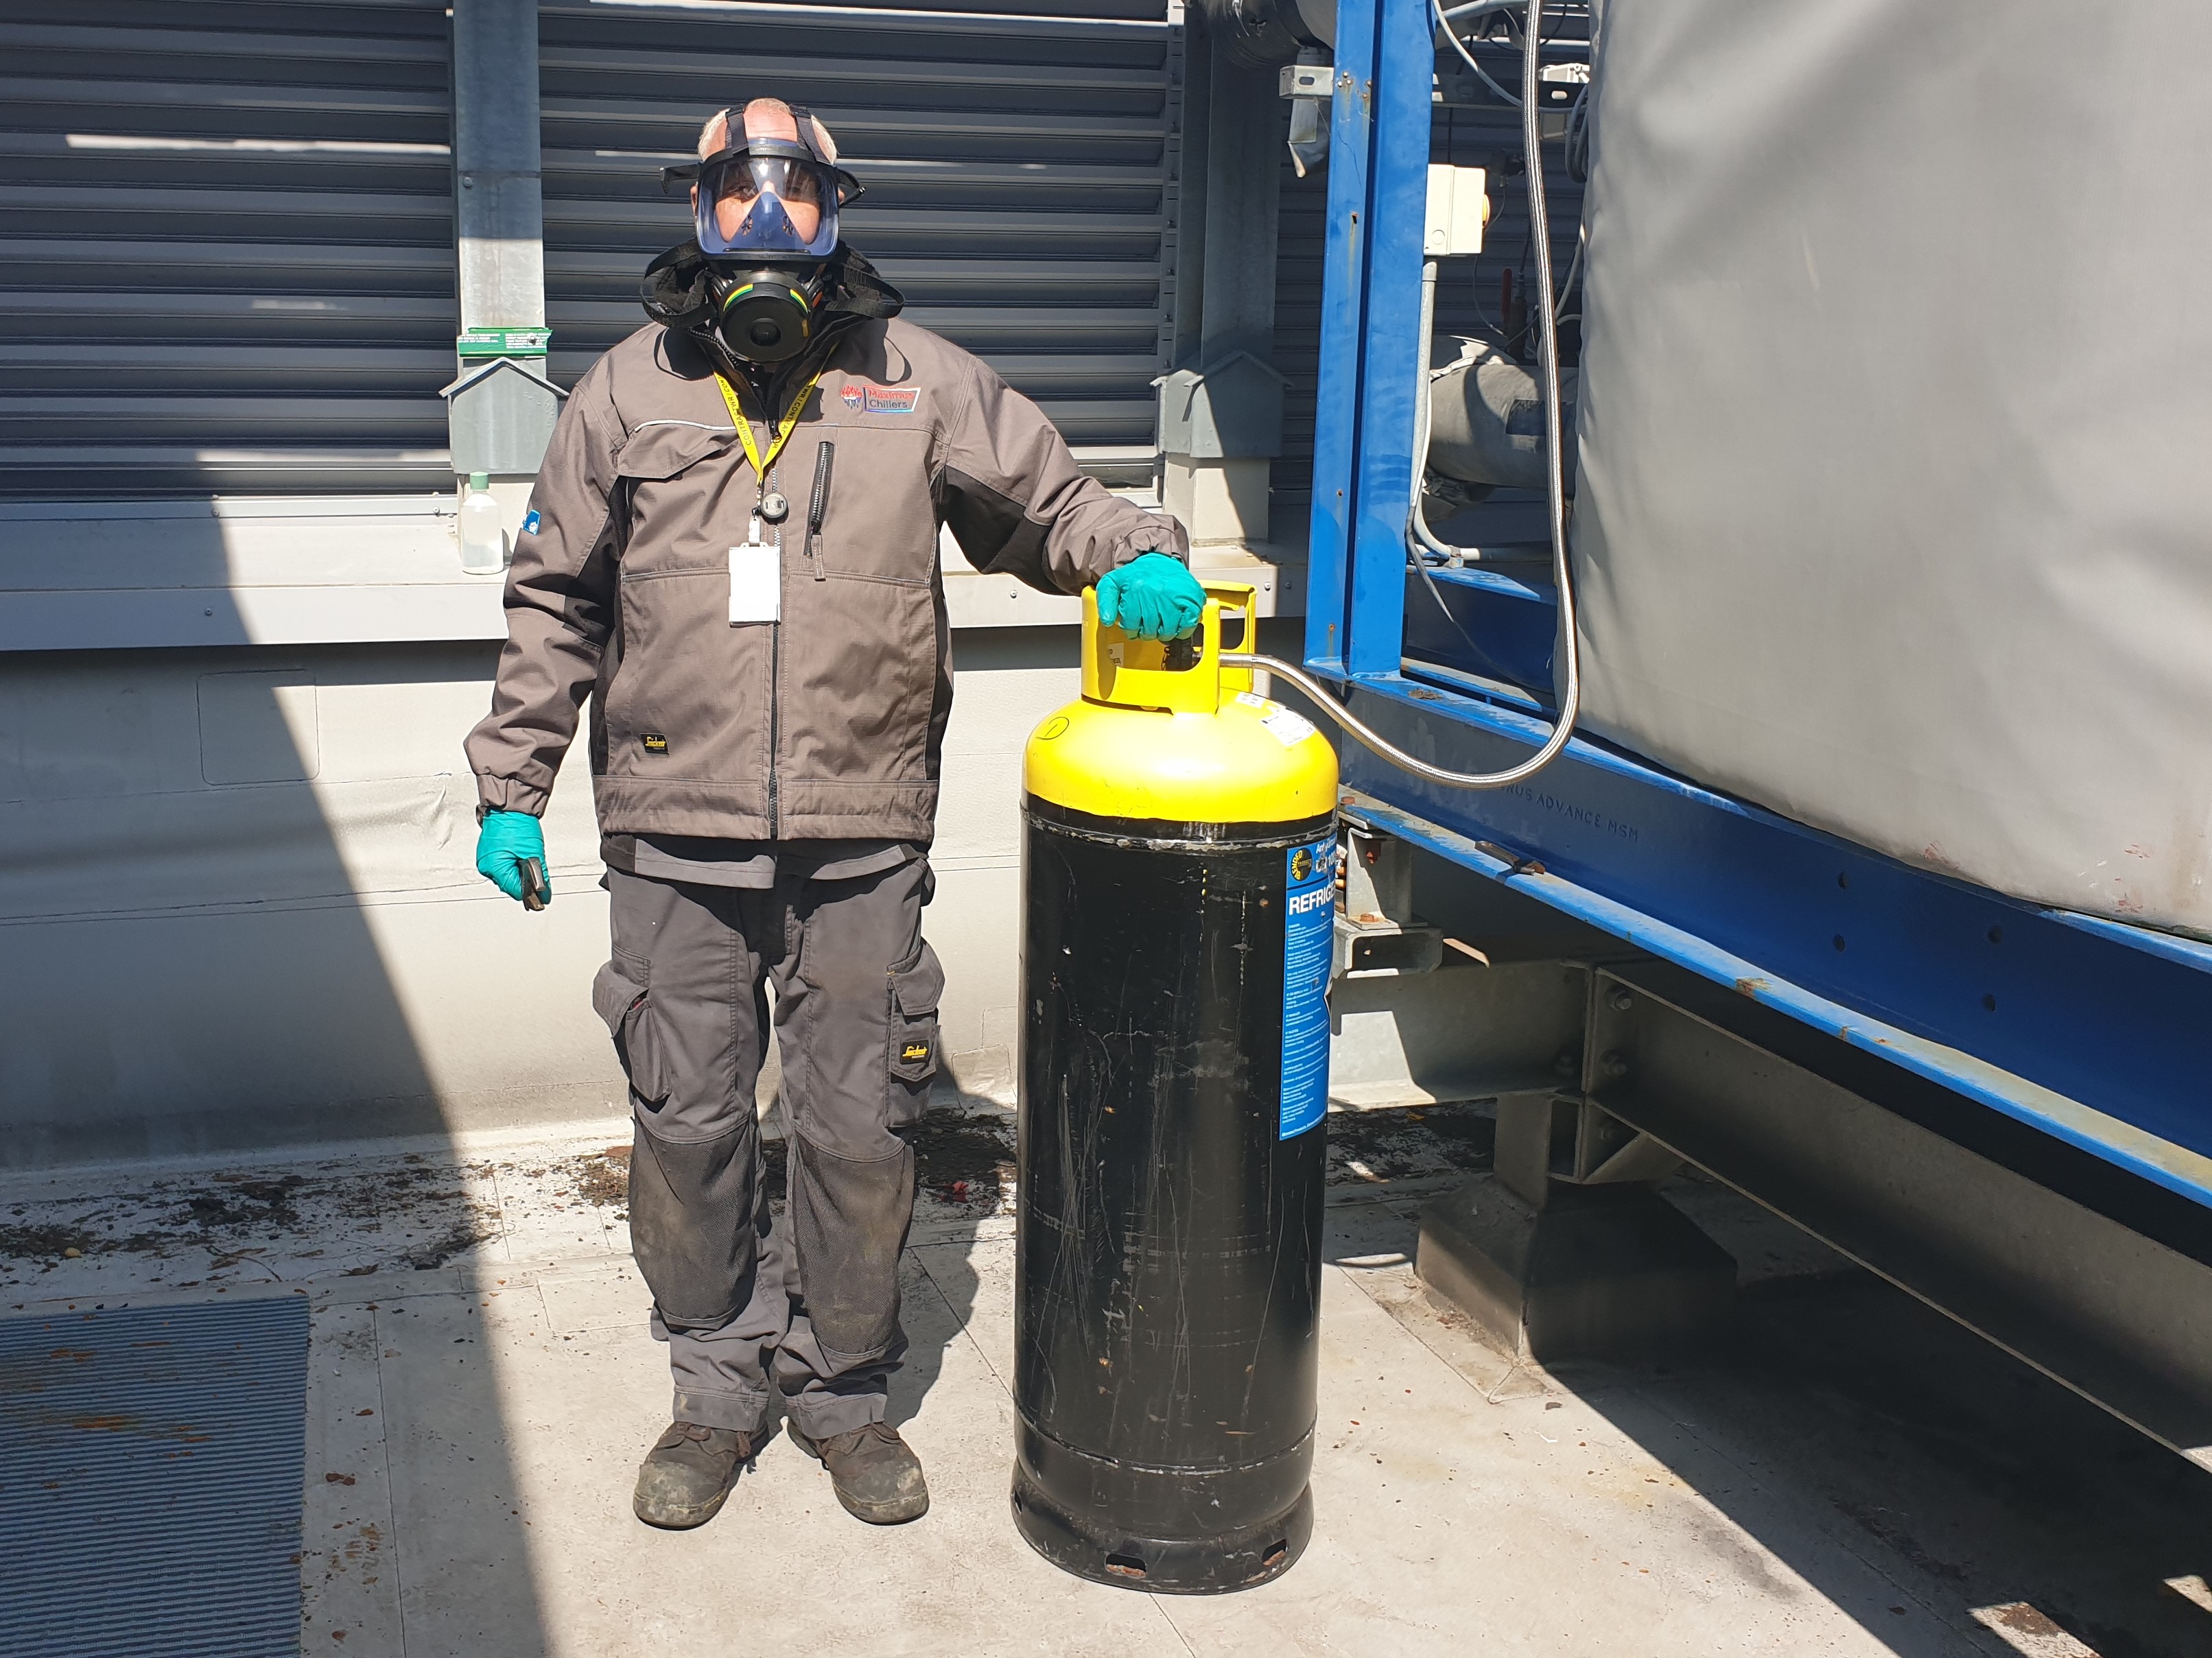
[{"xmin": 661, "ymin": 107, "xmax": 864, "ymax": 366}]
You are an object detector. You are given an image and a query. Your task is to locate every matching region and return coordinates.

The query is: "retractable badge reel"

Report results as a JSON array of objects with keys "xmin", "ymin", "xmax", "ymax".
[{"xmin": 719, "ymin": 372, "xmax": 815, "ymax": 626}]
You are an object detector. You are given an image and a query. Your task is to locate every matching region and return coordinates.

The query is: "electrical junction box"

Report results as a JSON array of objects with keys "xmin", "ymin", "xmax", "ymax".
[{"xmin": 1424, "ymin": 165, "xmax": 1487, "ymax": 257}]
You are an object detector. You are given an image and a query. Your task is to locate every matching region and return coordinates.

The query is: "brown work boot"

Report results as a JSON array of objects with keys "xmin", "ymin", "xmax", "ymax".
[
  {"xmin": 787, "ymin": 1419, "xmax": 930, "ymax": 1524},
  {"xmin": 632, "ymin": 1421, "xmax": 757, "ymax": 1529}
]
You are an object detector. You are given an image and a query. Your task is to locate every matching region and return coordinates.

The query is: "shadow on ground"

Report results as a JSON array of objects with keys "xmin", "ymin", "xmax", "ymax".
[{"xmin": 1316, "ymin": 1101, "xmax": 2212, "ymax": 1658}]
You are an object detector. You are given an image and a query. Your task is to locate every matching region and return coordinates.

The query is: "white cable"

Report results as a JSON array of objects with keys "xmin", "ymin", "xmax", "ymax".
[
  {"xmin": 1312, "ymin": 0, "xmax": 1577, "ymax": 792},
  {"xmin": 1407, "ymin": 259, "xmax": 1474, "ymax": 564},
  {"xmin": 1403, "ymin": 261, "xmax": 1498, "ymax": 658},
  {"xmin": 1554, "ymin": 224, "xmax": 1584, "ymax": 322},
  {"xmin": 1433, "ymin": 0, "xmax": 1522, "ymax": 106}
]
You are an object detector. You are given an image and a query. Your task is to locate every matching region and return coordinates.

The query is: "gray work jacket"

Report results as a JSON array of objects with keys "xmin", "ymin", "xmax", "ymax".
[{"xmin": 464, "ymin": 316, "xmax": 1187, "ymax": 842}]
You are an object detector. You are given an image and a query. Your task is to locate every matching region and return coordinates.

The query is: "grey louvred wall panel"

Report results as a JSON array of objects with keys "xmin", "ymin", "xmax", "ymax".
[
  {"xmin": 0, "ymin": 0, "xmax": 458, "ymax": 499},
  {"xmin": 537, "ymin": 0, "xmax": 1180, "ymax": 461}
]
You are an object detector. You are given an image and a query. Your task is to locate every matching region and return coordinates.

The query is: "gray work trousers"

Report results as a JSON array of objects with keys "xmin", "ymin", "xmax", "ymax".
[{"xmin": 593, "ymin": 860, "xmax": 942, "ymax": 1438}]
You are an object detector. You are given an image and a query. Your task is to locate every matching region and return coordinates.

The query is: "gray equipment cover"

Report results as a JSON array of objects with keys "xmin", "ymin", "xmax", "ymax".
[{"xmin": 1570, "ymin": 0, "xmax": 2212, "ymax": 936}]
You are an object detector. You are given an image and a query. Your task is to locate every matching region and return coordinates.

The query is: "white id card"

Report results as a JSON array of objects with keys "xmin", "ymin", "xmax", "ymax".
[{"xmin": 729, "ymin": 538, "xmax": 781, "ymax": 625}]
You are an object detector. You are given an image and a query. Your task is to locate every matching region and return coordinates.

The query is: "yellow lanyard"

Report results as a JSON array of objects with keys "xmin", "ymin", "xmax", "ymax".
[{"xmin": 716, "ymin": 368, "xmax": 825, "ymax": 491}]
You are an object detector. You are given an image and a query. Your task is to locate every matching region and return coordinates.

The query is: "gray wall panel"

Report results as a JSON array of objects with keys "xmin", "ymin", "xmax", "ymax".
[{"xmin": 0, "ymin": 629, "xmax": 1087, "ymax": 1164}]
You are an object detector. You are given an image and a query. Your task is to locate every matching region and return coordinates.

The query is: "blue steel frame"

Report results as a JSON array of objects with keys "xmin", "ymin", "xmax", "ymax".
[{"xmin": 1303, "ymin": 0, "xmax": 2212, "ymax": 1205}]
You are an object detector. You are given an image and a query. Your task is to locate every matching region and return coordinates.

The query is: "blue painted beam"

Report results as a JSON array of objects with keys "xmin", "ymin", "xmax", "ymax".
[
  {"xmin": 1341, "ymin": 784, "xmax": 2212, "ymax": 1212},
  {"xmin": 1334, "ymin": 676, "xmax": 2212, "ymax": 1176},
  {"xmin": 1342, "ymin": 0, "xmax": 1431, "ymax": 679},
  {"xmin": 1402, "ymin": 564, "xmax": 1557, "ymax": 693},
  {"xmin": 1300, "ymin": 0, "xmax": 1380, "ymax": 676}
]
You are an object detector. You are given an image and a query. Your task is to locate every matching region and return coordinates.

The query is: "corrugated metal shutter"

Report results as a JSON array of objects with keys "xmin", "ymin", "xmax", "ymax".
[
  {"xmin": 539, "ymin": 0, "xmax": 1181, "ymax": 477},
  {"xmin": 0, "ymin": 0, "xmax": 455, "ymax": 499}
]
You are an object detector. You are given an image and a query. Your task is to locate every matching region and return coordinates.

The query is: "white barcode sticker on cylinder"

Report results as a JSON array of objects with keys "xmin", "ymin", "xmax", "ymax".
[{"xmin": 1261, "ymin": 709, "xmax": 1317, "ymax": 747}]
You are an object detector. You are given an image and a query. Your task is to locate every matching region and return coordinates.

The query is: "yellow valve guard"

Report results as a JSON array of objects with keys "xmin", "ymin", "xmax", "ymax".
[{"xmin": 1026, "ymin": 581, "xmax": 1339, "ymax": 825}]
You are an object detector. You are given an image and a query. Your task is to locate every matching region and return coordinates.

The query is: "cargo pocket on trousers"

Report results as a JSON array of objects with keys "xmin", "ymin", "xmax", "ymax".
[
  {"xmin": 592, "ymin": 949, "xmax": 670, "ymax": 1107},
  {"xmin": 887, "ymin": 942, "xmax": 944, "ymax": 1125}
]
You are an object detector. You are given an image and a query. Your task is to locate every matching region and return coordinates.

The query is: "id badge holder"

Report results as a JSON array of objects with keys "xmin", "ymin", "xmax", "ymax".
[{"xmin": 729, "ymin": 514, "xmax": 781, "ymax": 625}]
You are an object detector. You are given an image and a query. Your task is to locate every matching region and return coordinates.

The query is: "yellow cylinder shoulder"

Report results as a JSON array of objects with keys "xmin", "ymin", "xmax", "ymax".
[
  {"xmin": 1026, "ymin": 582, "xmax": 1337, "ymax": 825},
  {"xmin": 1026, "ymin": 687, "xmax": 1338, "ymax": 824}
]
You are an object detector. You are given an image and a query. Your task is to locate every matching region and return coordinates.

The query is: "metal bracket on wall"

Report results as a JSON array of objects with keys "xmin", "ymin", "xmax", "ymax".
[{"xmin": 1281, "ymin": 51, "xmax": 1332, "ymax": 176}]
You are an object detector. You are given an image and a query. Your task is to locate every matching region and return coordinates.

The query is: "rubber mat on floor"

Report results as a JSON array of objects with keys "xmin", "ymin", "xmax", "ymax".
[{"xmin": 0, "ymin": 1296, "xmax": 310, "ymax": 1658}]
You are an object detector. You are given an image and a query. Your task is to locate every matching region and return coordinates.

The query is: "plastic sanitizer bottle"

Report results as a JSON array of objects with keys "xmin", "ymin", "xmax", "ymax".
[{"xmin": 458, "ymin": 471, "xmax": 508, "ymax": 574}]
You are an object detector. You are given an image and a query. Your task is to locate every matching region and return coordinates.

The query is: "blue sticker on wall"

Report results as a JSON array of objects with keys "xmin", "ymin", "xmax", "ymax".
[{"xmin": 1280, "ymin": 836, "xmax": 1336, "ymax": 1139}]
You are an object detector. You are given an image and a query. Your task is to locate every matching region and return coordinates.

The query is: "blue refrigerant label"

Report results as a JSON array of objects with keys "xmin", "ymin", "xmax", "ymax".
[{"xmin": 1280, "ymin": 836, "xmax": 1337, "ymax": 1139}]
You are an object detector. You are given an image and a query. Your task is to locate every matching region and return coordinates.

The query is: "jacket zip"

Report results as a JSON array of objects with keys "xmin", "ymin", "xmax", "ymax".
[
  {"xmin": 805, "ymin": 441, "xmax": 835, "ymax": 580},
  {"xmin": 766, "ymin": 469, "xmax": 781, "ymax": 837},
  {"xmin": 767, "ymin": 615, "xmax": 781, "ymax": 837}
]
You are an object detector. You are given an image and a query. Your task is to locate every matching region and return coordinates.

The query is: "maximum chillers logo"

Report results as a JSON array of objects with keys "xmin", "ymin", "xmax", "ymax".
[{"xmin": 1286, "ymin": 838, "xmax": 1338, "ymax": 914}]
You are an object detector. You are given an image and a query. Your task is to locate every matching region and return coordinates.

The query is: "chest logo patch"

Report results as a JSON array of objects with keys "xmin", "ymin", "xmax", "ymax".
[
  {"xmin": 862, "ymin": 385, "xmax": 920, "ymax": 415},
  {"xmin": 839, "ymin": 383, "xmax": 864, "ymax": 410}
]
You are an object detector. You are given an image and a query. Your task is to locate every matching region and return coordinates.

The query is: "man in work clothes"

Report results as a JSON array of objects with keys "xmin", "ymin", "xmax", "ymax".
[{"xmin": 463, "ymin": 99, "xmax": 1205, "ymax": 1528}]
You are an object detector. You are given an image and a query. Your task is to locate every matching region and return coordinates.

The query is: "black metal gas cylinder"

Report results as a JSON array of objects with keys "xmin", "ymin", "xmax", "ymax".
[{"xmin": 1011, "ymin": 586, "xmax": 1339, "ymax": 1594}]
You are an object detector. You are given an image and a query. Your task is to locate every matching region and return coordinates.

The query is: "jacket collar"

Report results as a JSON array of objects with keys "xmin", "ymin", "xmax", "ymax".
[
  {"xmin": 642, "ymin": 241, "xmax": 906, "ymax": 420},
  {"xmin": 640, "ymin": 240, "xmax": 905, "ymax": 337}
]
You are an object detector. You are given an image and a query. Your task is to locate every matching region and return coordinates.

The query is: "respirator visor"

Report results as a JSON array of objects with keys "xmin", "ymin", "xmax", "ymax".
[{"xmin": 667, "ymin": 142, "xmax": 858, "ymax": 260}]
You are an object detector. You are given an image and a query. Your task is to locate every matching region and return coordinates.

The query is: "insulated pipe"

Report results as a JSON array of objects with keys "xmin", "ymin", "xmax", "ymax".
[
  {"xmin": 1424, "ymin": 331, "xmax": 1579, "ymax": 499},
  {"xmin": 1193, "ymin": 0, "xmax": 1334, "ymax": 69}
]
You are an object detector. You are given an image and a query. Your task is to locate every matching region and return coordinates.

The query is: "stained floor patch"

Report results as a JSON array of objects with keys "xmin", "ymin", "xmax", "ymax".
[{"xmin": 0, "ymin": 1296, "xmax": 310, "ymax": 1658}]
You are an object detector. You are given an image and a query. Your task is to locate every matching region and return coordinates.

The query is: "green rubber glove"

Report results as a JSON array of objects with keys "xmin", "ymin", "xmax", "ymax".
[
  {"xmin": 475, "ymin": 809, "xmax": 548, "ymax": 905},
  {"xmin": 1095, "ymin": 552, "xmax": 1205, "ymax": 641}
]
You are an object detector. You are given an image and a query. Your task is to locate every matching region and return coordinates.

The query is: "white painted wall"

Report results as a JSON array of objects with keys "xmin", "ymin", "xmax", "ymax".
[{"xmin": 0, "ymin": 630, "xmax": 1083, "ymax": 1167}]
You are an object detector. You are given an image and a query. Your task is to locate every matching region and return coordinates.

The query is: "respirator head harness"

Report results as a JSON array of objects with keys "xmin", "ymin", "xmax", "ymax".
[{"xmin": 658, "ymin": 103, "xmax": 864, "ymax": 366}]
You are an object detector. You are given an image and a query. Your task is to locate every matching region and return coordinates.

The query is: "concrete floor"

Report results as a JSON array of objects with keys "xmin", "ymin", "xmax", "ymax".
[{"xmin": 5, "ymin": 1106, "xmax": 2211, "ymax": 1658}]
